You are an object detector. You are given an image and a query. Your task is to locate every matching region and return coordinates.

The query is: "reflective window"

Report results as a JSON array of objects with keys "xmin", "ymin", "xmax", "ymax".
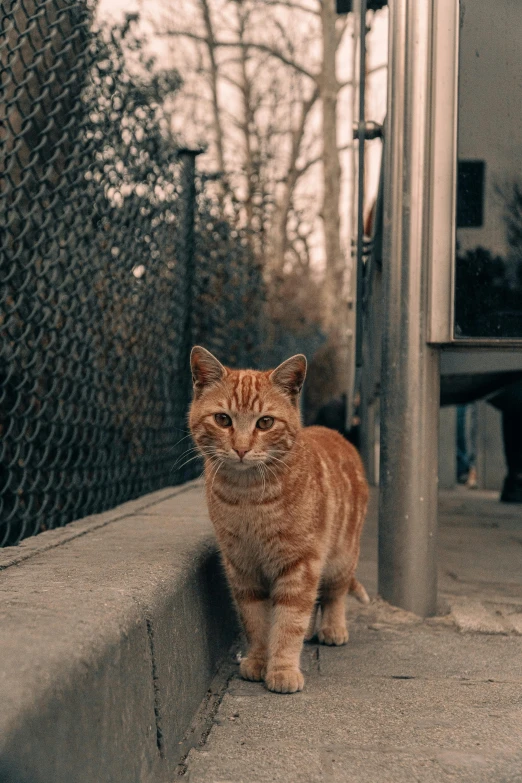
[{"xmin": 454, "ymin": 0, "xmax": 522, "ymax": 339}]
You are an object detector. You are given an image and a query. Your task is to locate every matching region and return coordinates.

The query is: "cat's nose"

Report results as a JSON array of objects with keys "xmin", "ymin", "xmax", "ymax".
[{"xmin": 234, "ymin": 449, "xmax": 249, "ymax": 460}]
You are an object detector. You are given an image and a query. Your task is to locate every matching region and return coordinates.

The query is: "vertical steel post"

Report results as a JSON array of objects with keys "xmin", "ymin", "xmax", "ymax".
[
  {"xmin": 175, "ymin": 148, "xmax": 202, "ymax": 481},
  {"xmin": 378, "ymin": 0, "xmax": 439, "ymax": 617},
  {"xmin": 355, "ymin": 0, "xmax": 367, "ymax": 370},
  {"xmin": 178, "ymin": 148, "xmax": 201, "ymax": 384}
]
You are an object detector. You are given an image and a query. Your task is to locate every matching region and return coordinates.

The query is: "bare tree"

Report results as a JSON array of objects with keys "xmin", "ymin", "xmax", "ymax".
[
  {"xmin": 155, "ymin": 0, "xmax": 388, "ymax": 402},
  {"xmin": 156, "ymin": 0, "xmax": 328, "ymax": 268},
  {"xmin": 235, "ymin": 0, "xmax": 355, "ymax": 396}
]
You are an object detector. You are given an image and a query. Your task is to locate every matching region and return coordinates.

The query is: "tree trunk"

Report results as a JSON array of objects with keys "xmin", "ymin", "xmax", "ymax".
[
  {"xmin": 198, "ymin": 0, "xmax": 229, "ymax": 209},
  {"xmin": 319, "ymin": 0, "xmax": 350, "ymax": 401},
  {"xmin": 271, "ymin": 84, "xmax": 319, "ymax": 276},
  {"xmin": 320, "ymin": 0, "xmax": 343, "ymax": 331},
  {"xmin": 236, "ymin": 7, "xmax": 257, "ymax": 248}
]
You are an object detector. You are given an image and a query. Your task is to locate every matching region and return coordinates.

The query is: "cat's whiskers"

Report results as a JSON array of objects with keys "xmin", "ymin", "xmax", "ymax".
[
  {"xmin": 256, "ymin": 463, "xmax": 266, "ymax": 497},
  {"xmin": 164, "ymin": 431, "xmax": 194, "ymax": 455},
  {"xmin": 262, "ymin": 463, "xmax": 270, "ymax": 496},
  {"xmin": 209, "ymin": 458, "xmax": 225, "ymax": 495},
  {"xmin": 173, "ymin": 453, "xmax": 207, "ymax": 472},
  {"xmin": 168, "ymin": 447, "xmax": 202, "ymax": 478},
  {"xmin": 204, "ymin": 455, "xmax": 219, "ymax": 481},
  {"xmin": 263, "ymin": 461, "xmax": 279, "ymax": 483},
  {"xmin": 174, "ymin": 448, "xmax": 210, "ymax": 467},
  {"xmin": 172, "ymin": 445, "xmax": 200, "ymax": 467},
  {"xmin": 284, "ymin": 439, "xmax": 305, "ymax": 453},
  {"xmin": 267, "ymin": 453, "xmax": 289, "ymax": 470},
  {"xmin": 173, "ymin": 442, "xmax": 219, "ymax": 469}
]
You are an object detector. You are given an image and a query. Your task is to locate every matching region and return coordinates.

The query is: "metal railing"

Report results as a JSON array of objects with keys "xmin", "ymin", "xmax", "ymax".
[{"xmin": 0, "ymin": 1, "xmax": 265, "ymax": 545}]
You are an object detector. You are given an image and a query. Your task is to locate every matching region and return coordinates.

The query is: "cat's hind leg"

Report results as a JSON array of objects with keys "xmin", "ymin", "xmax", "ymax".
[{"xmin": 318, "ymin": 576, "xmax": 350, "ymax": 646}]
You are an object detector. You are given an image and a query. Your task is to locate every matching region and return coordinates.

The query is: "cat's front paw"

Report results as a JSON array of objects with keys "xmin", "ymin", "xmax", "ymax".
[
  {"xmin": 239, "ymin": 656, "xmax": 266, "ymax": 682},
  {"xmin": 318, "ymin": 625, "xmax": 349, "ymax": 646},
  {"xmin": 265, "ymin": 667, "xmax": 304, "ymax": 694}
]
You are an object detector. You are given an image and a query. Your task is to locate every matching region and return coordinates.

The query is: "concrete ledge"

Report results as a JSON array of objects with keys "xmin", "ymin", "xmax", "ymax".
[{"xmin": 0, "ymin": 481, "xmax": 238, "ymax": 783}]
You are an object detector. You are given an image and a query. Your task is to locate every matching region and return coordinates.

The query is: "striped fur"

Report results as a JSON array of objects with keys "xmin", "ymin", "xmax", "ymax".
[{"xmin": 189, "ymin": 347, "xmax": 369, "ymax": 693}]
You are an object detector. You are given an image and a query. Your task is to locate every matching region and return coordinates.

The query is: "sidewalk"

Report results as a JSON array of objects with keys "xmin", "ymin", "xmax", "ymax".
[
  {"xmin": 0, "ymin": 482, "xmax": 238, "ymax": 783},
  {"xmin": 184, "ymin": 489, "xmax": 522, "ymax": 783}
]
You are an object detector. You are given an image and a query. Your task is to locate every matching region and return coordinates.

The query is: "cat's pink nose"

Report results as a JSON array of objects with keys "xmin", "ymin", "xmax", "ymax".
[{"xmin": 234, "ymin": 449, "xmax": 249, "ymax": 460}]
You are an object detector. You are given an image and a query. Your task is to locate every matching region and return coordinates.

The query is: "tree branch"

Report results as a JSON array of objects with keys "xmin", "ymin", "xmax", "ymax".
[
  {"xmin": 222, "ymin": 41, "xmax": 317, "ymax": 82},
  {"xmin": 159, "ymin": 29, "xmax": 208, "ymax": 43},
  {"xmin": 335, "ymin": 16, "xmax": 350, "ymax": 50},
  {"xmin": 338, "ymin": 62, "xmax": 387, "ymax": 90},
  {"xmin": 295, "ymin": 142, "xmax": 353, "ymax": 179},
  {"xmin": 257, "ymin": 0, "xmax": 320, "ymax": 17},
  {"xmin": 367, "ymin": 62, "xmax": 388, "ymax": 78},
  {"xmin": 160, "ymin": 30, "xmax": 316, "ymax": 82}
]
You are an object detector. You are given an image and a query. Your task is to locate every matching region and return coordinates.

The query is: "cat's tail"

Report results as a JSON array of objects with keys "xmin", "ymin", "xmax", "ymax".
[{"xmin": 349, "ymin": 576, "xmax": 370, "ymax": 605}]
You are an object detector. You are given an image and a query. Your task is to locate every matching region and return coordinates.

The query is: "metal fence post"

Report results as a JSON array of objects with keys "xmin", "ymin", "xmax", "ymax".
[
  {"xmin": 177, "ymin": 149, "xmax": 202, "ymax": 397},
  {"xmin": 378, "ymin": 0, "xmax": 439, "ymax": 617}
]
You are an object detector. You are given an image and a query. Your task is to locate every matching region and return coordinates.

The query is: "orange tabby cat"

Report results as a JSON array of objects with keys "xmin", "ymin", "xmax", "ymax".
[{"xmin": 189, "ymin": 346, "xmax": 369, "ymax": 693}]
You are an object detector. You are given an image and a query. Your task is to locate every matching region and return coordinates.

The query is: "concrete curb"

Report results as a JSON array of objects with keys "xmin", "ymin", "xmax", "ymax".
[{"xmin": 0, "ymin": 481, "xmax": 238, "ymax": 783}]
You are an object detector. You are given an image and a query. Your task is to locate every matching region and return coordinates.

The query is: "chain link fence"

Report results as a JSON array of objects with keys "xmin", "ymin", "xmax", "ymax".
[{"xmin": 0, "ymin": 2, "xmax": 265, "ymax": 546}]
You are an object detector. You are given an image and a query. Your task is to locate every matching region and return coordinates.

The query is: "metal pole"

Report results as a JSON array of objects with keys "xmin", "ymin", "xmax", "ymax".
[
  {"xmin": 176, "ymin": 147, "xmax": 203, "ymax": 477},
  {"xmin": 174, "ymin": 148, "xmax": 203, "ymax": 481},
  {"xmin": 178, "ymin": 148, "xmax": 202, "ymax": 383},
  {"xmin": 355, "ymin": 0, "xmax": 367, "ymax": 370},
  {"xmin": 378, "ymin": 0, "xmax": 439, "ymax": 617}
]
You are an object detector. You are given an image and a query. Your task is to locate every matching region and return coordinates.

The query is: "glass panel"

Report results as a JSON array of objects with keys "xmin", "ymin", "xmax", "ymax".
[{"xmin": 454, "ymin": 0, "xmax": 522, "ymax": 339}]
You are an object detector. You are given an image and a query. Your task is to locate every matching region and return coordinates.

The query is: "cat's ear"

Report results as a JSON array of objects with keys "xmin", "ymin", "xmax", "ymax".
[
  {"xmin": 190, "ymin": 346, "xmax": 226, "ymax": 396},
  {"xmin": 270, "ymin": 354, "xmax": 307, "ymax": 402}
]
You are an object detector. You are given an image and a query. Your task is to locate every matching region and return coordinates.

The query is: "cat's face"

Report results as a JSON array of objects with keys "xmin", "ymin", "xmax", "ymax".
[{"xmin": 189, "ymin": 347, "xmax": 306, "ymax": 472}]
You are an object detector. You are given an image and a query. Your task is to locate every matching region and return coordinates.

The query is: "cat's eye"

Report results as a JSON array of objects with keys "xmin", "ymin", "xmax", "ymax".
[
  {"xmin": 214, "ymin": 413, "xmax": 232, "ymax": 428},
  {"xmin": 256, "ymin": 416, "xmax": 274, "ymax": 431}
]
